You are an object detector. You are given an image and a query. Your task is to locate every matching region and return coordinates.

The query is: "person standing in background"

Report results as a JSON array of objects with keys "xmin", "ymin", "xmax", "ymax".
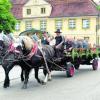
[{"xmin": 31, "ymin": 31, "xmax": 40, "ymax": 43}]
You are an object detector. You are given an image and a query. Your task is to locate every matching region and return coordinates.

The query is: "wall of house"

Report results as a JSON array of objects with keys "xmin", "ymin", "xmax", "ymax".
[
  {"xmin": 15, "ymin": 16, "xmax": 97, "ymax": 45},
  {"xmin": 46, "ymin": 16, "xmax": 97, "ymax": 45}
]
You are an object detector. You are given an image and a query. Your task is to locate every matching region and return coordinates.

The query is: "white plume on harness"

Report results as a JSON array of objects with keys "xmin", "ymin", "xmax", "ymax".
[{"xmin": 0, "ymin": 31, "xmax": 11, "ymax": 45}]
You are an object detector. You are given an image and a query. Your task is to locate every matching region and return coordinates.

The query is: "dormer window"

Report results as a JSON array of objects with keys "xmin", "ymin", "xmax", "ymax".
[
  {"xmin": 41, "ymin": 8, "xmax": 46, "ymax": 14},
  {"xmin": 34, "ymin": 0, "xmax": 38, "ymax": 3},
  {"xmin": 27, "ymin": 9, "xmax": 31, "ymax": 15}
]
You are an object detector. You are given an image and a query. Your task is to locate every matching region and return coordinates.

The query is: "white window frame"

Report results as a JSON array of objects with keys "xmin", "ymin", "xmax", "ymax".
[
  {"xmin": 15, "ymin": 22, "xmax": 20, "ymax": 31},
  {"xmin": 55, "ymin": 19, "xmax": 62, "ymax": 30},
  {"xmin": 25, "ymin": 21, "xmax": 32, "ymax": 30},
  {"xmin": 69, "ymin": 19, "xmax": 76, "ymax": 29},
  {"xmin": 40, "ymin": 20, "xmax": 47, "ymax": 31},
  {"xmin": 82, "ymin": 19, "xmax": 90, "ymax": 29}
]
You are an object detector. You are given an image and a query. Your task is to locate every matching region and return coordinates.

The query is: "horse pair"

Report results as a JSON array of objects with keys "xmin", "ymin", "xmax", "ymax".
[{"xmin": 0, "ymin": 36, "xmax": 56, "ymax": 89}]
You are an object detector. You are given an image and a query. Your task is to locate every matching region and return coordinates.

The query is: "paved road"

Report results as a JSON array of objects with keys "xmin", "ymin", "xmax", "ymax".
[{"xmin": 0, "ymin": 64, "xmax": 100, "ymax": 100}]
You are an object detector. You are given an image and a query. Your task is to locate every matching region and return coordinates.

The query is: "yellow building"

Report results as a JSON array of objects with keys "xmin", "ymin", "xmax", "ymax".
[{"xmin": 11, "ymin": 0, "xmax": 100, "ymax": 45}]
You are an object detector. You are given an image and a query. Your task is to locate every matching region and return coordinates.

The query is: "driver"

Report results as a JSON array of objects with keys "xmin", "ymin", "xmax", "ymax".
[{"xmin": 54, "ymin": 29, "xmax": 65, "ymax": 57}]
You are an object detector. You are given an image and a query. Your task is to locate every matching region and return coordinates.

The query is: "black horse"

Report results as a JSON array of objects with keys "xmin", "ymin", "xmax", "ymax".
[
  {"xmin": 2, "ymin": 36, "xmax": 55, "ymax": 88},
  {"xmin": 0, "ymin": 40, "xmax": 25, "ymax": 88},
  {"xmin": 17, "ymin": 38, "xmax": 55, "ymax": 88}
]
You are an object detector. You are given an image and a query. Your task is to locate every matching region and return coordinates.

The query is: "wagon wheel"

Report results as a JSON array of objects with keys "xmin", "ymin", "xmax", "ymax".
[
  {"xmin": 74, "ymin": 64, "xmax": 80, "ymax": 70},
  {"xmin": 66, "ymin": 63, "xmax": 75, "ymax": 77},
  {"xmin": 92, "ymin": 59, "xmax": 98, "ymax": 70},
  {"xmin": 73, "ymin": 57, "xmax": 80, "ymax": 70}
]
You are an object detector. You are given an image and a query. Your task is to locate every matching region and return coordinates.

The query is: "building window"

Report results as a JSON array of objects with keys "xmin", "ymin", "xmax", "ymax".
[
  {"xmin": 25, "ymin": 21, "xmax": 32, "ymax": 30},
  {"xmin": 84, "ymin": 37, "xmax": 89, "ymax": 41},
  {"xmin": 41, "ymin": 8, "xmax": 46, "ymax": 14},
  {"xmin": 15, "ymin": 22, "xmax": 20, "ymax": 31},
  {"xmin": 40, "ymin": 20, "xmax": 47, "ymax": 31},
  {"xmin": 82, "ymin": 19, "xmax": 90, "ymax": 29},
  {"xmin": 68, "ymin": 19, "xmax": 76, "ymax": 29},
  {"xmin": 55, "ymin": 19, "xmax": 62, "ymax": 30},
  {"xmin": 27, "ymin": 9, "xmax": 31, "ymax": 15},
  {"xmin": 34, "ymin": 0, "xmax": 38, "ymax": 3}
]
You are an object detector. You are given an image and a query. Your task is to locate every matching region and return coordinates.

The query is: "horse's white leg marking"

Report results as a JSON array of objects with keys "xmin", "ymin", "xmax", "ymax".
[
  {"xmin": 48, "ymin": 72, "xmax": 52, "ymax": 81},
  {"xmin": 44, "ymin": 74, "xmax": 48, "ymax": 83}
]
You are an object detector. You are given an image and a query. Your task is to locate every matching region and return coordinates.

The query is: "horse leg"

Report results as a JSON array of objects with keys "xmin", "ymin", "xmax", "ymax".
[
  {"xmin": 44, "ymin": 73, "xmax": 48, "ymax": 83},
  {"xmin": 22, "ymin": 69, "xmax": 30, "ymax": 89},
  {"xmin": 43, "ymin": 64, "xmax": 52, "ymax": 83},
  {"xmin": 21, "ymin": 69, "xmax": 24, "ymax": 82},
  {"xmin": 3, "ymin": 63, "xmax": 14, "ymax": 88},
  {"xmin": 3, "ymin": 69, "xmax": 10, "ymax": 88},
  {"xmin": 43, "ymin": 69, "xmax": 47, "ymax": 76},
  {"xmin": 34, "ymin": 68, "xmax": 45, "ymax": 85},
  {"xmin": 48, "ymin": 71, "xmax": 52, "ymax": 81},
  {"xmin": 44, "ymin": 71, "xmax": 52, "ymax": 83}
]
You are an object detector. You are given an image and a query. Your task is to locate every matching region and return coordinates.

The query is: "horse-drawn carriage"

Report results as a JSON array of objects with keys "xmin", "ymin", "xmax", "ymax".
[
  {"xmin": 0, "ymin": 29, "xmax": 99, "ymax": 88},
  {"xmin": 43, "ymin": 46, "xmax": 99, "ymax": 78},
  {"xmin": 42, "ymin": 39, "xmax": 99, "ymax": 78}
]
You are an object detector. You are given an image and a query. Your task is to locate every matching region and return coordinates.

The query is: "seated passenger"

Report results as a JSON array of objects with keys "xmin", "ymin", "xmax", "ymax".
[
  {"xmin": 65, "ymin": 39, "xmax": 73, "ymax": 51},
  {"xmin": 77, "ymin": 39, "xmax": 83, "ymax": 48},
  {"xmin": 73, "ymin": 38, "xmax": 78, "ymax": 48},
  {"xmin": 82, "ymin": 39, "xmax": 89, "ymax": 49},
  {"xmin": 41, "ymin": 32, "xmax": 50, "ymax": 45},
  {"xmin": 31, "ymin": 31, "xmax": 40, "ymax": 43}
]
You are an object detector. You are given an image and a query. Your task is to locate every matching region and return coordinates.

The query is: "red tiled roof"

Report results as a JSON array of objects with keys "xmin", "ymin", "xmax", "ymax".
[
  {"xmin": 11, "ymin": 0, "xmax": 99, "ymax": 19},
  {"xmin": 11, "ymin": 0, "xmax": 28, "ymax": 4},
  {"xmin": 48, "ymin": 0, "xmax": 99, "ymax": 17},
  {"xmin": 11, "ymin": 5, "xmax": 23, "ymax": 19},
  {"xmin": 11, "ymin": 0, "xmax": 28, "ymax": 19}
]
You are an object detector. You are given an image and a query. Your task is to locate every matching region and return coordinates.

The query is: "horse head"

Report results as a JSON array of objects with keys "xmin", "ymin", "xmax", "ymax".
[
  {"xmin": 19, "ymin": 36, "xmax": 34, "ymax": 55},
  {"xmin": 8, "ymin": 36, "xmax": 35, "ymax": 61}
]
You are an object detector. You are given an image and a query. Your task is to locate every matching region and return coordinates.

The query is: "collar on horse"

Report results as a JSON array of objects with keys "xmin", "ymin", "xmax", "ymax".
[
  {"xmin": 8, "ymin": 42, "xmax": 14, "ymax": 52},
  {"xmin": 8, "ymin": 42, "xmax": 20, "ymax": 53},
  {"xmin": 27, "ymin": 43, "xmax": 38, "ymax": 59}
]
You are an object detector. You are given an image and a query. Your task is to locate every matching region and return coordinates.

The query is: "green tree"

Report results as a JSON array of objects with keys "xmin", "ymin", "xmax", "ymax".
[
  {"xmin": 0, "ymin": 0, "xmax": 17, "ymax": 32},
  {"xmin": 96, "ymin": 5, "xmax": 100, "ymax": 10}
]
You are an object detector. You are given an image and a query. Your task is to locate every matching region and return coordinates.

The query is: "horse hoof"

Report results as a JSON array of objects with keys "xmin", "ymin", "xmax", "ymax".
[
  {"xmin": 21, "ymin": 78, "xmax": 24, "ymax": 82},
  {"xmin": 42, "ymin": 82, "xmax": 46, "ymax": 85},
  {"xmin": 48, "ymin": 78, "xmax": 52, "ymax": 81},
  {"xmin": 3, "ymin": 84, "xmax": 9, "ymax": 88},
  {"xmin": 40, "ymin": 80, "xmax": 46, "ymax": 85},
  {"xmin": 3, "ymin": 85, "xmax": 8, "ymax": 88},
  {"xmin": 22, "ymin": 85, "xmax": 27, "ymax": 89}
]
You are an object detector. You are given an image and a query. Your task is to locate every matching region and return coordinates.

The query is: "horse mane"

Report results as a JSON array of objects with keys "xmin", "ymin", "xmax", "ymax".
[
  {"xmin": 21, "ymin": 36, "xmax": 34, "ymax": 51},
  {"xmin": 42, "ymin": 45, "xmax": 55, "ymax": 59}
]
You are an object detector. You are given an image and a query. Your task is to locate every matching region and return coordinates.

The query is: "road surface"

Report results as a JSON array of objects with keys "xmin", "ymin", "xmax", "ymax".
[{"xmin": 0, "ymin": 64, "xmax": 100, "ymax": 100}]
